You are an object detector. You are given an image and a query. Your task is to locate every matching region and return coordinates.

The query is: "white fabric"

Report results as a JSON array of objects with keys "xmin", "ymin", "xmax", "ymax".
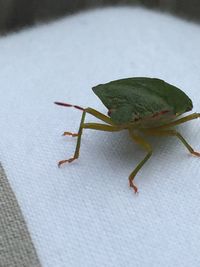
[{"xmin": 1, "ymin": 7, "xmax": 200, "ymax": 267}]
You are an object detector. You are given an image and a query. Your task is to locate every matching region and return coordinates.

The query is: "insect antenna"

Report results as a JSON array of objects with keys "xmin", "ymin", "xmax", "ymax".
[{"xmin": 54, "ymin": 102, "xmax": 84, "ymax": 111}]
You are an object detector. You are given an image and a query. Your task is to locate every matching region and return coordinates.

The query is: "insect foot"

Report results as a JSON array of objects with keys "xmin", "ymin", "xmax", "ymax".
[
  {"xmin": 58, "ymin": 157, "xmax": 77, "ymax": 167},
  {"xmin": 191, "ymin": 151, "xmax": 200, "ymax": 157},
  {"xmin": 62, "ymin": 131, "xmax": 78, "ymax": 137},
  {"xmin": 129, "ymin": 177, "xmax": 138, "ymax": 194}
]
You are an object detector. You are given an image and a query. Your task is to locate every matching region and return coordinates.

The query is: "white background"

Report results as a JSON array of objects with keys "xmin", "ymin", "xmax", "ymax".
[{"xmin": 0, "ymin": 7, "xmax": 200, "ymax": 267}]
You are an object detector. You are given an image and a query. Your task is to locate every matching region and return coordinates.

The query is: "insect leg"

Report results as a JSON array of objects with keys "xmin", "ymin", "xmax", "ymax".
[
  {"xmin": 62, "ymin": 108, "xmax": 113, "ymax": 137},
  {"xmin": 143, "ymin": 129, "xmax": 200, "ymax": 157},
  {"xmin": 58, "ymin": 110, "xmax": 86, "ymax": 166},
  {"xmin": 152, "ymin": 113, "xmax": 200, "ymax": 130},
  {"xmin": 128, "ymin": 131, "xmax": 153, "ymax": 193},
  {"xmin": 58, "ymin": 118, "xmax": 122, "ymax": 166},
  {"xmin": 84, "ymin": 108, "xmax": 114, "ymax": 125},
  {"xmin": 82, "ymin": 123, "xmax": 122, "ymax": 131}
]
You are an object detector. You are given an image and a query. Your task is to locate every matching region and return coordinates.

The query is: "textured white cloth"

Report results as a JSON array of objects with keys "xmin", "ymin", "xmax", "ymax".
[{"xmin": 1, "ymin": 7, "xmax": 200, "ymax": 267}]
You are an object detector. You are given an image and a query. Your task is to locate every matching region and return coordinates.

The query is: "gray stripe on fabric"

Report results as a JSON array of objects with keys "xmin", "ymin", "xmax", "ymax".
[{"xmin": 0, "ymin": 163, "xmax": 42, "ymax": 267}]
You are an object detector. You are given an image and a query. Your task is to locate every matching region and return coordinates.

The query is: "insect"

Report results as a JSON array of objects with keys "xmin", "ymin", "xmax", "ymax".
[{"xmin": 55, "ymin": 77, "xmax": 200, "ymax": 193}]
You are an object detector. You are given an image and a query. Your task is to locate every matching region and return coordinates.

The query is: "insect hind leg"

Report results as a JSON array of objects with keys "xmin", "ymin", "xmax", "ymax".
[
  {"xmin": 152, "ymin": 112, "xmax": 200, "ymax": 130},
  {"xmin": 143, "ymin": 128, "xmax": 200, "ymax": 157}
]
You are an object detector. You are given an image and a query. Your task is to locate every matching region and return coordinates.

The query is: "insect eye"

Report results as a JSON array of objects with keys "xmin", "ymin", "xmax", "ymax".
[{"xmin": 107, "ymin": 110, "xmax": 111, "ymax": 116}]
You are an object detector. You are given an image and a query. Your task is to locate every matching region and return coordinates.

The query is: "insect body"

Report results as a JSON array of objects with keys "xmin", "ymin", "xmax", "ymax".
[{"xmin": 55, "ymin": 77, "xmax": 200, "ymax": 193}]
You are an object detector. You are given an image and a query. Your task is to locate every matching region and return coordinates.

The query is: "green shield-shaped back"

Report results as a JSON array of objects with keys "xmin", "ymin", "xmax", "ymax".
[{"xmin": 92, "ymin": 77, "xmax": 193, "ymax": 125}]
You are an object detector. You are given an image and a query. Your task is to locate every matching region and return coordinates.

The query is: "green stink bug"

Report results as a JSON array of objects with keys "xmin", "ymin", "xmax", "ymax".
[{"xmin": 55, "ymin": 77, "xmax": 200, "ymax": 193}]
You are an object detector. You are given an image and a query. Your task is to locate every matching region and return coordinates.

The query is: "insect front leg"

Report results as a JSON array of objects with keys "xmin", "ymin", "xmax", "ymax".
[
  {"xmin": 58, "ymin": 117, "xmax": 122, "ymax": 166},
  {"xmin": 62, "ymin": 108, "xmax": 113, "ymax": 137},
  {"xmin": 55, "ymin": 102, "xmax": 114, "ymax": 136},
  {"xmin": 62, "ymin": 106, "xmax": 114, "ymax": 137},
  {"xmin": 128, "ymin": 131, "xmax": 153, "ymax": 193},
  {"xmin": 58, "ymin": 110, "xmax": 86, "ymax": 166}
]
